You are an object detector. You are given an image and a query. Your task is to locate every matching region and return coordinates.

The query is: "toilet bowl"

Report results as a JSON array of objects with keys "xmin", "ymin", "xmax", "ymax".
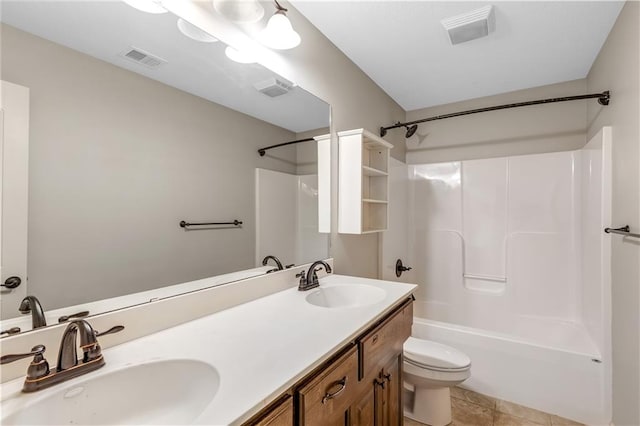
[{"xmin": 403, "ymin": 337, "xmax": 471, "ymax": 426}]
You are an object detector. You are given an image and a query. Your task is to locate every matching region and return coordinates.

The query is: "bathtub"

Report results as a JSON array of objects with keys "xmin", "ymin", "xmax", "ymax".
[{"xmin": 411, "ymin": 302, "xmax": 611, "ymax": 425}]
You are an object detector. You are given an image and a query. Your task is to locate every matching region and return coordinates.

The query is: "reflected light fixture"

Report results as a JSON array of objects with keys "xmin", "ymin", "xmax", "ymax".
[
  {"xmin": 213, "ymin": 0, "xmax": 264, "ymax": 23},
  {"xmin": 177, "ymin": 18, "xmax": 219, "ymax": 43},
  {"xmin": 225, "ymin": 46, "xmax": 256, "ymax": 64},
  {"xmin": 121, "ymin": 0, "xmax": 167, "ymax": 14},
  {"xmin": 259, "ymin": 0, "xmax": 301, "ymax": 50}
]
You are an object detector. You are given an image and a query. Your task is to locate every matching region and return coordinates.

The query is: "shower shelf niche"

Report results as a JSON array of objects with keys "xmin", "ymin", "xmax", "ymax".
[{"xmin": 338, "ymin": 128, "xmax": 392, "ymax": 234}]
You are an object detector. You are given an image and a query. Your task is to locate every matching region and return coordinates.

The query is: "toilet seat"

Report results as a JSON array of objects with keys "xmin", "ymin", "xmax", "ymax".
[{"xmin": 404, "ymin": 337, "xmax": 471, "ymax": 371}]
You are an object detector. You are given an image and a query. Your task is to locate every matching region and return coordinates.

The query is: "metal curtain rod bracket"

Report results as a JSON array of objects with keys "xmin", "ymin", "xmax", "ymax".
[
  {"xmin": 258, "ymin": 137, "xmax": 315, "ymax": 157},
  {"xmin": 604, "ymin": 225, "xmax": 640, "ymax": 239},
  {"xmin": 180, "ymin": 220, "xmax": 243, "ymax": 228},
  {"xmin": 379, "ymin": 91, "xmax": 611, "ymax": 137}
]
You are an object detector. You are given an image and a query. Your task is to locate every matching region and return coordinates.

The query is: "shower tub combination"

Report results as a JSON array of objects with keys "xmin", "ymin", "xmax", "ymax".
[{"xmin": 383, "ymin": 129, "xmax": 612, "ymax": 425}]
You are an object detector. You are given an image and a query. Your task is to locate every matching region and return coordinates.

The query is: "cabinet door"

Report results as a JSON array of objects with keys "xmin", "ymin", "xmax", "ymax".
[
  {"xmin": 349, "ymin": 382, "xmax": 376, "ymax": 426},
  {"xmin": 380, "ymin": 355, "xmax": 402, "ymax": 426}
]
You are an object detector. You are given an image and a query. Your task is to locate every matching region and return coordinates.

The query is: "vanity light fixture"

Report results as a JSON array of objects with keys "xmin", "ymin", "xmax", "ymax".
[
  {"xmin": 121, "ymin": 0, "xmax": 167, "ymax": 14},
  {"xmin": 259, "ymin": 0, "xmax": 301, "ymax": 50},
  {"xmin": 177, "ymin": 18, "xmax": 219, "ymax": 43},
  {"xmin": 213, "ymin": 0, "xmax": 264, "ymax": 23},
  {"xmin": 225, "ymin": 46, "xmax": 257, "ymax": 64}
]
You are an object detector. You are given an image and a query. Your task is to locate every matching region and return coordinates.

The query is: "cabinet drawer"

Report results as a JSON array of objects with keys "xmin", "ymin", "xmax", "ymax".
[
  {"xmin": 359, "ymin": 299, "xmax": 413, "ymax": 380},
  {"xmin": 298, "ymin": 345, "xmax": 359, "ymax": 426}
]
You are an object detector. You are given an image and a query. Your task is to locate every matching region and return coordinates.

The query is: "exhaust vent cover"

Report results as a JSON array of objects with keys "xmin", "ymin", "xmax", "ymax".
[
  {"xmin": 120, "ymin": 47, "xmax": 167, "ymax": 69},
  {"xmin": 253, "ymin": 77, "xmax": 294, "ymax": 98},
  {"xmin": 441, "ymin": 5, "xmax": 495, "ymax": 45}
]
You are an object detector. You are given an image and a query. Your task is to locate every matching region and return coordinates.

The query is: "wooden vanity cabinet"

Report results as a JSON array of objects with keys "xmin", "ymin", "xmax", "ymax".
[
  {"xmin": 245, "ymin": 395, "xmax": 294, "ymax": 426},
  {"xmin": 243, "ymin": 298, "xmax": 413, "ymax": 426}
]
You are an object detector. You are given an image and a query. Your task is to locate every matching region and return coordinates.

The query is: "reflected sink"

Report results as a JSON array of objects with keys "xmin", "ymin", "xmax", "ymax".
[
  {"xmin": 2, "ymin": 359, "xmax": 219, "ymax": 425},
  {"xmin": 305, "ymin": 284, "xmax": 387, "ymax": 308}
]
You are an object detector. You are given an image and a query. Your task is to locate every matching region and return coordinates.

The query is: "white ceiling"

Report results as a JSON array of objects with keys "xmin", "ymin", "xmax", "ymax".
[
  {"xmin": 291, "ymin": 1, "xmax": 625, "ymax": 111},
  {"xmin": 1, "ymin": 1, "xmax": 330, "ymax": 133}
]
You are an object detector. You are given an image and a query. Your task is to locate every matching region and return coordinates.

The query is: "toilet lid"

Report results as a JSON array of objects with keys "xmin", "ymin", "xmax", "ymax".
[{"xmin": 404, "ymin": 337, "xmax": 471, "ymax": 370}]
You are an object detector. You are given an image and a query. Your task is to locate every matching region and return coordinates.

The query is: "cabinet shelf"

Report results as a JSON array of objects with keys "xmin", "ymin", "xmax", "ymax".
[{"xmin": 362, "ymin": 165, "xmax": 388, "ymax": 177}]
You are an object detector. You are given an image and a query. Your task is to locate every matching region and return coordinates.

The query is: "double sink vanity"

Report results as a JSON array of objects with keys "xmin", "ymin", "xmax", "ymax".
[{"xmin": 0, "ymin": 265, "xmax": 416, "ymax": 425}]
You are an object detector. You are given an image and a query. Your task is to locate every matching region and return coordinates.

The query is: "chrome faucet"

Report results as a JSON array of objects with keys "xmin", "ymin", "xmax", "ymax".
[
  {"xmin": 0, "ymin": 320, "xmax": 124, "ymax": 393},
  {"xmin": 19, "ymin": 296, "xmax": 47, "ymax": 329},
  {"xmin": 297, "ymin": 260, "xmax": 332, "ymax": 291},
  {"xmin": 262, "ymin": 255, "xmax": 284, "ymax": 273}
]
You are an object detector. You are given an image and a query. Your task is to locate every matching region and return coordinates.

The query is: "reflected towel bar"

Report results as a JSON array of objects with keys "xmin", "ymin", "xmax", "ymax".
[
  {"xmin": 604, "ymin": 225, "xmax": 640, "ymax": 239},
  {"xmin": 180, "ymin": 220, "xmax": 243, "ymax": 228}
]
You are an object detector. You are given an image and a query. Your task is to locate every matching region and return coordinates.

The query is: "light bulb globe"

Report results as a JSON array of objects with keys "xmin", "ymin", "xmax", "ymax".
[
  {"xmin": 260, "ymin": 13, "xmax": 301, "ymax": 50},
  {"xmin": 225, "ymin": 46, "xmax": 256, "ymax": 64}
]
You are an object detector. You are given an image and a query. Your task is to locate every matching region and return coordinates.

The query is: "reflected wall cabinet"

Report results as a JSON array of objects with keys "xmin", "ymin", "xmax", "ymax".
[{"xmin": 338, "ymin": 129, "xmax": 392, "ymax": 234}]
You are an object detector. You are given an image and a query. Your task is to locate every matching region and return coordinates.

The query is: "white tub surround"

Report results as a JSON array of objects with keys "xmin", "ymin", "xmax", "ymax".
[
  {"xmin": 0, "ymin": 274, "xmax": 416, "ymax": 425},
  {"xmin": 382, "ymin": 129, "xmax": 612, "ymax": 425}
]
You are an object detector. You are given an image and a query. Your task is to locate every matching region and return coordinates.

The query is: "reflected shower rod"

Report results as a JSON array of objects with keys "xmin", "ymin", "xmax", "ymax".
[
  {"xmin": 258, "ymin": 137, "xmax": 315, "ymax": 157},
  {"xmin": 380, "ymin": 91, "xmax": 611, "ymax": 137}
]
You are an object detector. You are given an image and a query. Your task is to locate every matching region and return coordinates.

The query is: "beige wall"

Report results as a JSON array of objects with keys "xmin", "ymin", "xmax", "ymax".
[
  {"xmin": 1, "ymin": 24, "xmax": 299, "ymax": 310},
  {"xmin": 586, "ymin": 2, "xmax": 640, "ymax": 425},
  {"xmin": 278, "ymin": 5, "xmax": 407, "ymax": 278},
  {"xmin": 295, "ymin": 126, "xmax": 329, "ymax": 175},
  {"xmin": 405, "ymin": 78, "xmax": 588, "ymax": 164}
]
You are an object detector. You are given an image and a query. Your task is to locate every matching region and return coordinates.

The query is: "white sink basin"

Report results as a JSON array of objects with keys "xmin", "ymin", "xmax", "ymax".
[
  {"xmin": 1, "ymin": 359, "xmax": 219, "ymax": 425},
  {"xmin": 305, "ymin": 284, "xmax": 387, "ymax": 308}
]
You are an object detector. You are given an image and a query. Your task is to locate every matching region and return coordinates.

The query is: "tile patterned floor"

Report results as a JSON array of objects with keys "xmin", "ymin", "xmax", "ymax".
[{"xmin": 404, "ymin": 387, "xmax": 584, "ymax": 426}]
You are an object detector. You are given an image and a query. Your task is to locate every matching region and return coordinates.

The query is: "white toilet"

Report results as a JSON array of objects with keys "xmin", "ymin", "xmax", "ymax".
[{"xmin": 403, "ymin": 337, "xmax": 471, "ymax": 426}]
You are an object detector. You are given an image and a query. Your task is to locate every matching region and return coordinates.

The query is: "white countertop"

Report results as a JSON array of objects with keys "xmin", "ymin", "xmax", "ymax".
[{"xmin": 0, "ymin": 274, "xmax": 416, "ymax": 425}]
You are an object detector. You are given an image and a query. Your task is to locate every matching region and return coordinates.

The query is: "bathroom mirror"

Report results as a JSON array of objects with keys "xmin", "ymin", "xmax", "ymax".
[{"xmin": 0, "ymin": 1, "xmax": 330, "ymax": 334}]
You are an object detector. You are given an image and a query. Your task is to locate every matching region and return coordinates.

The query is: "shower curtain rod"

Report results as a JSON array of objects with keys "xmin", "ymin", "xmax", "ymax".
[
  {"xmin": 258, "ymin": 137, "xmax": 315, "ymax": 157},
  {"xmin": 379, "ymin": 91, "xmax": 610, "ymax": 137}
]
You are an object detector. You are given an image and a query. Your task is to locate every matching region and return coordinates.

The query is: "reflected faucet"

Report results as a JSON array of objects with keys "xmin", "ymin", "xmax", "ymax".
[
  {"xmin": 19, "ymin": 296, "xmax": 47, "ymax": 329},
  {"xmin": 262, "ymin": 255, "xmax": 284, "ymax": 273},
  {"xmin": 297, "ymin": 260, "xmax": 332, "ymax": 291}
]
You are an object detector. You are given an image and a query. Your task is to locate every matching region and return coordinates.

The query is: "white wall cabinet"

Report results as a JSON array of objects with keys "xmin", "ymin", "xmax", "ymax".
[{"xmin": 338, "ymin": 129, "xmax": 392, "ymax": 234}]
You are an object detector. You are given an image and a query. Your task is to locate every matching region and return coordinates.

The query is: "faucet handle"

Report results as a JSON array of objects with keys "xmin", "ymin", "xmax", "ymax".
[
  {"xmin": 58, "ymin": 310, "xmax": 90, "ymax": 323},
  {"xmin": 0, "ymin": 345, "xmax": 50, "ymax": 380},
  {"xmin": 0, "ymin": 344, "xmax": 46, "ymax": 364},
  {"xmin": 296, "ymin": 270, "xmax": 307, "ymax": 288},
  {"xmin": 95, "ymin": 325, "xmax": 125, "ymax": 337},
  {"xmin": 1, "ymin": 327, "xmax": 21, "ymax": 336}
]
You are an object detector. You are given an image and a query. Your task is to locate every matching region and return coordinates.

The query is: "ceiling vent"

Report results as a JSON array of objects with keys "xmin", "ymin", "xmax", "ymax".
[
  {"xmin": 253, "ymin": 77, "xmax": 294, "ymax": 97},
  {"xmin": 120, "ymin": 47, "xmax": 167, "ymax": 69},
  {"xmin": 441, "ymin": 5, "xmax": 495, "ymax": 45}
]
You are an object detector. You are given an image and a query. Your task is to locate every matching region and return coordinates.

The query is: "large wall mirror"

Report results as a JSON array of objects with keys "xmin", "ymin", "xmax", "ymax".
[{"xmin": 0, "ymin": 1, "xmax": 330, "ymax": 335}]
